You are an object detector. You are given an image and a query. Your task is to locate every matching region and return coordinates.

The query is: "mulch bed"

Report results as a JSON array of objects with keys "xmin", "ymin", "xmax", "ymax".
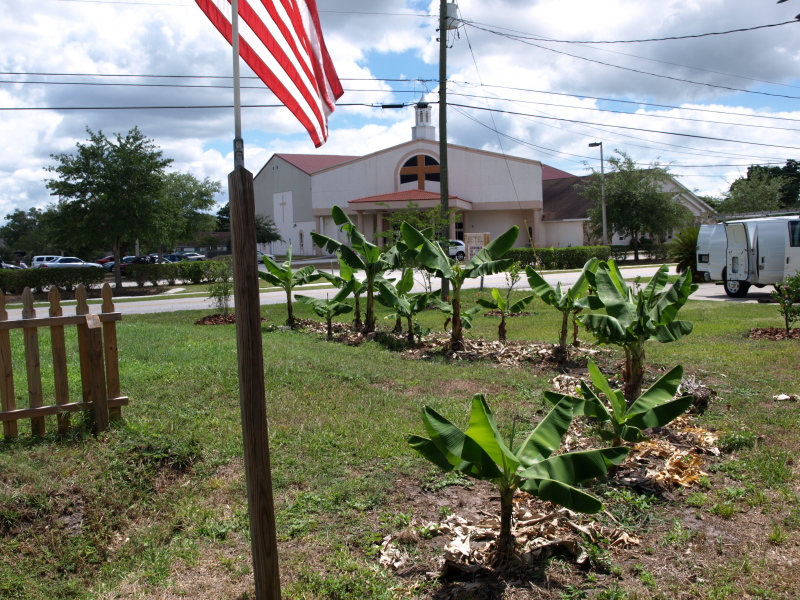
[
  {"xmin": 195, "ymin": 313, "xmax": 270, "ymax": 325},
  {"xmin": 748, "ymin": 327, "xmax": 800, "ymax": 340}
]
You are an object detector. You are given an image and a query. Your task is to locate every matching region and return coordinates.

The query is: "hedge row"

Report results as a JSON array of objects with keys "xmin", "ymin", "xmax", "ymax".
[
  {"xmin": 125, "ymin": 260, "xmax": 231, "ymax": 286},
  {"xmin": 610, "ymin": 244, "xmax": 670, "ymax": 261},
  {"xmin": 0, "ymin": 267, "xmax": 106, "ymax": 295},
  {"xmin": 505, "ymin": 246, "xmax": 611, "ymax": 270}
]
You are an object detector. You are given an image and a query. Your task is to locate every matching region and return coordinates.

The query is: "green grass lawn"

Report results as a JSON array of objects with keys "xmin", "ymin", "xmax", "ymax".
[{"xmin": 1, "ymin": 293, "xmax": 799, "ymax": 599}]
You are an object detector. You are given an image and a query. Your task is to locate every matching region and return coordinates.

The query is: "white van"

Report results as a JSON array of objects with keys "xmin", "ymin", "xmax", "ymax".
[
  {"xmin": 696, "ymin": 216, "xmax": 800, "ymax": 297},
  {"xmin": 31, "ymin": 255, "xmax": 60, "ymax": 268}
]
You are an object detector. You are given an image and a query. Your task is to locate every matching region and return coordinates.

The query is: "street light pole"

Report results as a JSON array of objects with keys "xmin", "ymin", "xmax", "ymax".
[{"xmin": 589, "ymin": 142, "xmax": 608, "ymax": 246}]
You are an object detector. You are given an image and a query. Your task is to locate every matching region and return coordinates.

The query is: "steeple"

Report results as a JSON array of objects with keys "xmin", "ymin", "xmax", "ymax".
[{"xmin": 411, "ymin": 102, "xmax": 436, "ymax": 141}]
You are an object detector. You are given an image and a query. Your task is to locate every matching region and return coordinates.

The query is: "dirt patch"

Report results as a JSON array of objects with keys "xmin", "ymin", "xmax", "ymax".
[{"xmin": 748, "ymin": 327, "xmax": 800, "ymax": 341}]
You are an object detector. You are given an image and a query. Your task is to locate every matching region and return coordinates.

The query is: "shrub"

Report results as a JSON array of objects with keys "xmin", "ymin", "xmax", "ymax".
[
  {"xmin": 771, "ymin": 272, "xmax": 800, "ymax": 335},
  {"xmin": 0, "ymin": 267, "xmax": 104, "ymax": 294},
  {"xmin": 505, "ymin": 246, "xmax": 610, "ymax": 270},
  {"xmin": 208, "ymin": 259, "xmax": 234, "ymax": 315}
]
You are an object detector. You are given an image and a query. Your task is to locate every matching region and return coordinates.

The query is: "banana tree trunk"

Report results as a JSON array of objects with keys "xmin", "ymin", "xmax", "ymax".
[
  {"xmin": 498, "ymin": 313, "xmax": 507, "ymax": 344},
  {"xmin": 286, "ymin": 287, "xmax": 295, "ymax": 327},
  {"xmin": 407, "ymin": 315, "xmax": 415, "ymax": 344},
  {"xmin": 392, "ymin": 316, "xmax": 402, "ymax": 334},
  {"xmin": 353, "ymin": 294, "xmax": 362, "ymax": 329},
  {"xmin": 623, "ymin": 341, "xmax": 646, "ymax": 407},
  {"xmin": 326, "ymin": 315, "xmax": 333, "ymax": 341},
  {"xmin": 450, "ymin": 286, "xmax": 464, "ymax": 352},
  {"xmin": 572, "ymin": 309, "xmax": 582, "ymax": 347},
  {"xmin": 494, "ymin": 485, "xmax": 516, "ymax": 566},
  {"xmin": 364, "ymin": 277, "xmax": 376, "ymax": 334}
]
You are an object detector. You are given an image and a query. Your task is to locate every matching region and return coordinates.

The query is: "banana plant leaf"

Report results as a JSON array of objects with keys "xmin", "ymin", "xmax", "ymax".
[
  {"xmin": 519, "ymin": 447, "xmax": 628, "ymax": 482},
  {"xmin": 514, "ymin": 395, "xmax": 574, "ymax": 467},
  {"xmin": 519, "ymin": 479, "xmax": 603, "ymax": 514}
]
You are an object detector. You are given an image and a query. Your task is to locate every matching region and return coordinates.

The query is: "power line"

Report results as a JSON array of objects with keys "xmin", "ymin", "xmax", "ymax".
[
  {"xmin": 446, "ymin": 91, "xmax": 800, "ymax": 133},
  {"xmin": 462, "ymin": 18, "xmax": 800, "ymax": 45},
  {"xmin": 467, "ymin": 22, "xmax": 800, "ymax": 102},
  {"xmin": 461, "ymin": 20, "xmax": 800, "ymax": 91},
  {"xmin": 449, "ymin": 102, "xmax": 800, "ymax": 150},
  {"xmin": 450, "ymin": 81, "xmax": 800, "ymax": 124}
]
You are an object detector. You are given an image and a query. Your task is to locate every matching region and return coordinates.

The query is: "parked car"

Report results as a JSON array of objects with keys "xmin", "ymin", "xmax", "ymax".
[
  {"xmin": 448, "ymin": 239, "xmax": 466, "ymax": 261},
  {"xmin": 31, "ymin": 255, "xmax": 60, "ymax": 268},
  {"xmin": 39, "ymin": 257, "xmax": 103, "ymax": 268},
  {"xmin": 256, "ymin": 250, "xmax": 276, "ymax": 262},
  {"xmin": 103, "ymin": 255, "xmax": 137, "ymax": 272},
  {"xmin": 181, "ymin": 252, "xmax": 205, "ymax": 262}
]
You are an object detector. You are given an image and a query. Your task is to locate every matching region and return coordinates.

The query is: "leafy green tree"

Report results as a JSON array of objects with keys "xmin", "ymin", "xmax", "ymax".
[
  {"xmin": 579, "ymin": 151, "xmax": 692, "ymax": 260},
  {"xmin": 579, "ymin": 261, "xmax": 697, "ymax": 406},
  {"xmin": 258, "ymin": 247, "xmax": 321, "ymax": 327},
  {"xmin": 296, "ymin": 284, "xmax": 354, "ymax": 340},
  {"xmin": 0, "ymin": 208, "xmax": 47, "ymax": 258},
  {"xmin": 527, "ymin": 259, "xmax": 598, "ymax": 356},
  {"xmin": 311, "ymin": 206, "xmax": 401, "ymax": 334},
  {"xmin": 408, "ymin": 394, "xmax": 628, "ymax": 565},
  {"xmin": 716, "ymin": 169, "xmax": 786, "ymax": 215},
  {"xmin": 45, "ymin": 127, "xmax": 172, "ymax": 288},
  {"xmin": 740, "ymin": 160, "xmax": 800, "ymax": 209},
  {"xmin": 545, "ymin": 360, "xmax": 692, "ymax": 447},
  {"xmin": 147, "ymin": 172, "xmax": 219, "ymax": 256},
  {"xmin": 401, "ymin": 223, "xmax": 518, "ymax": 351},
  {"xmin": 376, "ymin": 201, "xmax": 459, "ymax": 245},
  {"xmin": 215, "ymin": 203, "xmax": 230, "ymax": 232},
  {"xmin": 215, "ymin": 203, "xmax": 282, "ymax": 246}
]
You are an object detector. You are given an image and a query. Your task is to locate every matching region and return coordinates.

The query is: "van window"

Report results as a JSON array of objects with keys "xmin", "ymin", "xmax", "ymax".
[{"xmin": 790, "ymin": 222, "xmax": 800, "ymax": 248}]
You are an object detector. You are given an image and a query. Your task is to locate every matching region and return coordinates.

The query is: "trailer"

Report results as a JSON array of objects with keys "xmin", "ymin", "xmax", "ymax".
[{"xmin": 696, "ymin": 216, "xmax": 800, "ymax": 297}]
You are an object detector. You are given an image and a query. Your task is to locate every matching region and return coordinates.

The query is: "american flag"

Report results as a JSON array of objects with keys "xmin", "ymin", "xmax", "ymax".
[{"xmin": 196, "ymin": 0, "xmax": 343, "ymax": 147}]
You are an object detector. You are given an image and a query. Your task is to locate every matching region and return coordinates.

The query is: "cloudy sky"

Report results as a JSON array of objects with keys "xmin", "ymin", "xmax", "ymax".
[{"xmin": 3, "ymin": 0, "xmax": 800, "ymax": 220}]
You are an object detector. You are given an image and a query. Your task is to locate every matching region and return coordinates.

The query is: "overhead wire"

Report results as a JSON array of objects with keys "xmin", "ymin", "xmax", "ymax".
[{"xmin": 466, "ymin": 22, "xmax": 800, "ymax": 101}]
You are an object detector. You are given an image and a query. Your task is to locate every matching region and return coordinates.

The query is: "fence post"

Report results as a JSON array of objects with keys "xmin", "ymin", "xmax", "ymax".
[
  {"xmin": 101, "ymin": 284, "xmax": 122, "ymax": 421},
  {"xmin": 0, "ymin": 292, "xmax": 18, "ymax": 439},
  {"xmin": 49, "ymin": 288, "xmax": 71, "ymax": 433},
  {"xmin": 75, "ymin": 285, "xmax": 92, "ymax": 408},
  {"xmin": 22, "ymin": 288, "xmax": 45, "ymax": 436},
  {"xmin": 85, "ymin": 313, "xmax": 108, "ymax": 433}
]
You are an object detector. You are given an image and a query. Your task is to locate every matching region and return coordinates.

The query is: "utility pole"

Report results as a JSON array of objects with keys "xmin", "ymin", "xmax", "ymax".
[
  {"xmin": 439, "ymin": 0, "xmax": 452, "ymax": 298},
  {"xmin": 589, "ymin": 141, "xmax": 608, "ymax": 246}
]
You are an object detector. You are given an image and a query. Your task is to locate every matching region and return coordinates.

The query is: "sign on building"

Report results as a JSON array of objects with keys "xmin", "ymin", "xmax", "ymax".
[{"xmin": 465, "ymin": 232, "xmax": 490, "ymax": 260}]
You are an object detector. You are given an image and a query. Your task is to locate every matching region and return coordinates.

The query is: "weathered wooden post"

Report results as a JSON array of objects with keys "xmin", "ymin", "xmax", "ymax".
[
  {"xmin": 0, "ymin": 292, "xmax": 17, "ymax": 439},
  {"xmin": 49, "ymin": 288, "xmax": 71, "ymax": 433},
  {"xmin": 22, "ymin": 289, "xmax": 45, "ymax": 436},
  {"xmin": 101, "ymin": 284, "xmax": 122, "ymax": 421},
  {"xmin": 230, "ymin": 165, "xmax": 281, "ymax": 599}
]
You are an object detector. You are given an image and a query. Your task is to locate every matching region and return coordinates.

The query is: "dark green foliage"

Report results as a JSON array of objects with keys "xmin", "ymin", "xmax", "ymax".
[
  {"xmin": 0, "ymin": 267, "xmax": 105, "ymax": 294},
  {"xmin": 668, "ymin": 226, "xmax": 701, "ymax": 281},
  {"xmin": 771, "ymin": 272, "xmax": 800, "ymax": 334},
  {"xmin": 505, "ymin": 246, "xmax": 611, "ymax": 269}
]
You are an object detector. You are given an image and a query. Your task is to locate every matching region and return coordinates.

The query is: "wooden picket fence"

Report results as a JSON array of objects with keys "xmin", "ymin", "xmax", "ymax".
[{"xmin": 0, "ymin": 283, "xmax": 127, "ymax": 438}]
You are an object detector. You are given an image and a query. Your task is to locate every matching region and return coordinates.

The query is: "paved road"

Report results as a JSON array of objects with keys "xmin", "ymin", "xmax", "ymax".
[{"xmin": 4, "ymin": 264, "xmax": 771, "ymax": 319}]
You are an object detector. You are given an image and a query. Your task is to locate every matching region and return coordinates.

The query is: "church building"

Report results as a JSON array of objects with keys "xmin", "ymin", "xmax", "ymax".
[{"xmin": 253, "ymin": 103, "xmax": 710, "ymax": 255}]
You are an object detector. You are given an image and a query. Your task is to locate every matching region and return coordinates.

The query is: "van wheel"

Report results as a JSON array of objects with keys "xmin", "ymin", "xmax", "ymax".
[
  {"xmin": 723, "ymin": 268, "xmax": 750, "ymax": 298},
  {"xmin": 455, "ymin": 251, "xmax": 465, "ymax": 261}
]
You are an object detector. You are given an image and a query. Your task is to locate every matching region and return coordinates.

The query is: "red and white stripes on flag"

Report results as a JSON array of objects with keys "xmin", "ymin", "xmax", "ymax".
[{"xmin": 196, "ymin": 0, "xmax": 344, "ymax": 147}]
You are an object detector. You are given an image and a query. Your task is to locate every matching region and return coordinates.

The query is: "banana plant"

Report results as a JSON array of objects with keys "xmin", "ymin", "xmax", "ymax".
[
  {"xmin": 295, "ymin": 282, "xmax": 354, "ymax": 341},
  {"xmin": 526, "ymin": 258, "xmax": 598, "ymax": 356},
  {"xmin": 545, "ymin": 360, "xmax": 693, "ymax": 447},
  {"xmin": 311, "ymin": 206, "xmax": 400, "ymax": 334},
  {"xmin": 401, "ymin": 223, "xmax": 519, "ymax": 351},
  {"xmin": 375, "ymin": 268, "xmax": 430, "ymax": 344},
  {"xmin": 258, "ymin": 246, "xmax": 321, "ymax": 327},
  {"xmin": 475, "ymin": 287, "xmax": 534, "ymax": 343},
  {"xmin": 317, "ymin": 252, "xmax": 368, "ymax": 329},
  {"xmin": 578, "ymin": 260, "xmax": 697, "ymax": 406},
  {"xmin": 408, "ymin": 394, "xmax": 628, "ymax": 565}
]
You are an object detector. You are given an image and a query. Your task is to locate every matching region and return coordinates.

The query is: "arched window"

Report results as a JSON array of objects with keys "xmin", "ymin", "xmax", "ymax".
[{"xmin": 399, "ymin": 154, "xmax": 440, "ymax": 189}]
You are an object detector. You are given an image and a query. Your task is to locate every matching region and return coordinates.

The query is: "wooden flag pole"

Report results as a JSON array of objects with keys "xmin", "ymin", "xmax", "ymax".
[{"xmin": 229, "ymin": 2, "xmax": 281, "ymax": 598}]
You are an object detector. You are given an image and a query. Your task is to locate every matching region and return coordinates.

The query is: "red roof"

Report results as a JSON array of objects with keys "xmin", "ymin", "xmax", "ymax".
[
  {"xmin": 542, "ymin": 164, "xmax": 576, "ymax": 180},
  {"xmin": 349, "ymin": 189, "xmax": 459, "ymax": 204},
  {"xmin": 277, "ymin": 153, "xmax": 358, "ymax": 174}
]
